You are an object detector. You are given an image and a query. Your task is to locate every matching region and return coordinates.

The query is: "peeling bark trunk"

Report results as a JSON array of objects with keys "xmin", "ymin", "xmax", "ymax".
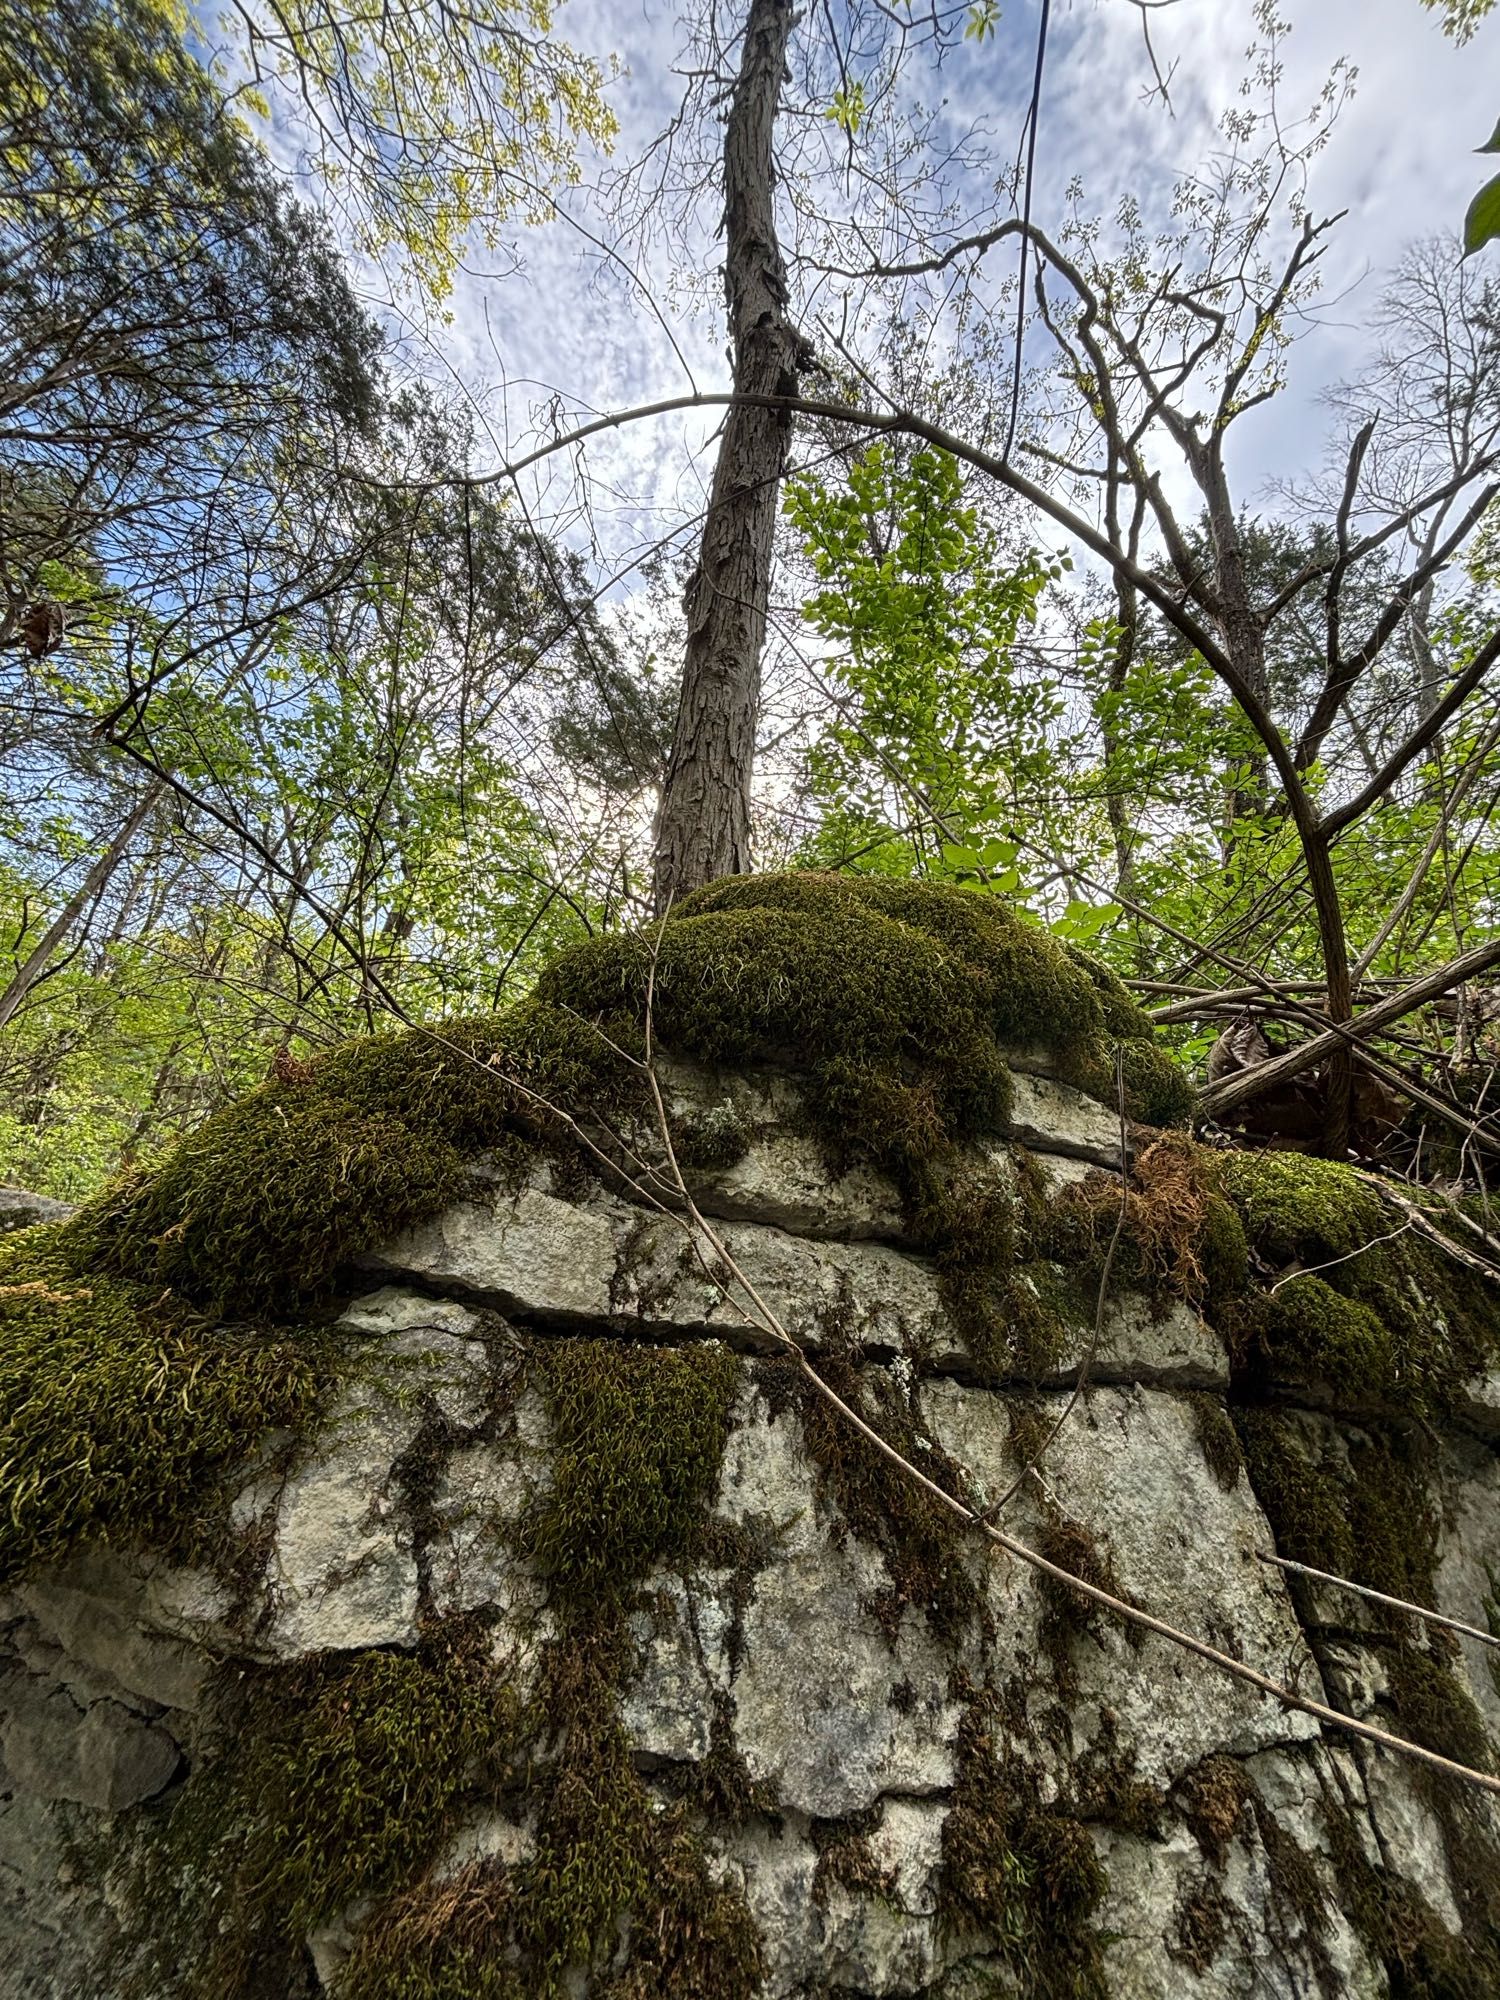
[{"xmin": 651, "ymin": 0, "xmax": 808, "ymax": 912}]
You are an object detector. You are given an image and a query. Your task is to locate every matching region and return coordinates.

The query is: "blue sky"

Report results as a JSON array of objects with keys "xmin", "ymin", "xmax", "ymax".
[
  {"xmin": 236, "ymin": 0, "xmax": 1498, "ymax": 590},
  {"xmin": 388, "ymin": 1, "xmax": 1495, "ymax": 570}
]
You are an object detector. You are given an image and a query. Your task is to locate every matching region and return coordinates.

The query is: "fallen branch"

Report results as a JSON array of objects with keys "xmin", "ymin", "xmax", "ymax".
[{"xmin": 1254, "ymin": 1550, "xmax": 1500, "ymax": 1654}]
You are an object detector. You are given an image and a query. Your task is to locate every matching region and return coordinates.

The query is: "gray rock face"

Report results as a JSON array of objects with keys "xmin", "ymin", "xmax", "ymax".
[
  {"xmin": 3, "ymin": 1053, "xmax": 1498, "ymax": 1999},
  {"xmin": 1, "ymin": 1676, "xmax": 178, "ymax": 1811},
  {"xmin": 0, "ymin": 1190, "xmax": 73, "ymax": 1234}
]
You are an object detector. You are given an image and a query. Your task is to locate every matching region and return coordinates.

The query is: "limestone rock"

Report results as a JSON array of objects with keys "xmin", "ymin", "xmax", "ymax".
[
  {"xmin": 1, "ymin": 1675, "xmax": 179, "ymax": 1810},
  {"xmin": 6, "ymin": 1029, "xmax": 1499, "ymax": 1998},
  {"xmin": 0, "ymin": 1190, "xmax": 73, "ymax": 1234},
  {"xmin": 1006, "ymin": 1071, "xmax": 1129, "ymax": 1167},
  {"xmin": 369, "ymin": 1183, "xmax": 616, "ymax": 1319}
]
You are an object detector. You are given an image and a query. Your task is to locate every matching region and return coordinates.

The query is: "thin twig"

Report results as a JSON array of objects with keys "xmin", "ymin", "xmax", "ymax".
[{"xmin": 1254, "ymin": 1551, "xmax": 1500, "ymax": 1653}]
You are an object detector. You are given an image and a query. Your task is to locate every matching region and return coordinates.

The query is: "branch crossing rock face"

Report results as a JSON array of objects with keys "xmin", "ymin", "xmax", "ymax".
[{"xmin": 2, "ymin": 875, "xmax": 1498, "ymax": 1998}]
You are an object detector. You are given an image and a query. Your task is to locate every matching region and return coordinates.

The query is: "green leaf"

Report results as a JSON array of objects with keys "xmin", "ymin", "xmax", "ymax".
[
  {"xmin": 1478, "ymin": 116, "xmax": 1500, "ymax": 155},
  {"xmin": 942, "ymin": 843, "xmax": 981, "ymax": 871},
  {"xmin": 1464, "ymin": 171, "xmax": 1500, "ymax": 256},
  {"xmin": 1055, "ymin": 899, "xmax": 1121, "ymax": 941},
  {"xmin": 977, "ymin": 838, "xmax": 1020, "ymax": 869}
]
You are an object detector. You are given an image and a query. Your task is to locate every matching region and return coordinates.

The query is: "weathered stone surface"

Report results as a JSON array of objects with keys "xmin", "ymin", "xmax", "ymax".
[
  {"xmin": 17, "ymin": 1568, "xmax": 207, "ymax": 1714},
  {"xmin": 687, "ymin": 1127, "xmax": 905, "ymax": 1241},
  {"xmin": 371, "ymin": 1182, "xmax": 617, "ymax": 1319},
  {"xmin": 1005, "ymin": 1071, "xmax": 1128, "ymax": 1167},
  {"xmin": 1, "ymin": 1674, "xmax": 179, "ymax": 1810},
  {"xmin": 1433, "ymin": 1434, "xmax": 1500, "ymax": 1745},
  {"xmin": 239, "ymin": 1378, "xmax": 424, "ymax": 1657},
  {"xmin": 616, "ymin": 1213, "xmax": 951, "ymax": 1356},
  {"xmin": 724, "ymin": 1798, "xmax": 954, "ymax": 1998},
  {"xmin": 0, "ymin": 1190, "xmax": 72, "ymax": 1234},
  {"xmin": 1094, "ymin": 1744, "xmax": 1384, "ymax": 1998},
  {"xmin": 924, "ymin": 1381, "xmax": 1322, "ymax": 1784},
  {"xmin": 5, "ymin": 1041, "xmax": 1498, "ymax": 1998},
  {"xmin": 1048, "ymin": 1286, "xmax": 1228, "ymax": 1392}
]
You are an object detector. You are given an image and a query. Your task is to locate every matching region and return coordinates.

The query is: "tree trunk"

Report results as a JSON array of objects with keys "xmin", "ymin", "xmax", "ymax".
[
  {"xmin": 651, "ymin": 0, "xmax": 808, "ymax": 913},
  {"xmin": 0, "ymin": 783, "xmax": 163, "ymax": 1034}
]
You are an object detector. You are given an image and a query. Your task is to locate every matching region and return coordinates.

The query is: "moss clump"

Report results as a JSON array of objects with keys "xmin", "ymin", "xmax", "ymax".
[
  {"xmin": 65, "ymin": 1008, "xmax": 636, "ymax": 1317},
  {"xmin": 914, "ymin": 1158, "xmax": 1070, "ymax": 1383},
  {"xmin": 142, "ymin": 1619, "xmax": 520, "ymax": 1998},
  {"xmin": 1322, "ymin": 1785, "xmax": 1500, "ymax": 1999},
  {"xmin": 337, "ymin": 1861, "xmax": 516, "ymax": 2000},
  {"xmin": 670, "ymin": 872, "xmax": 1118, "ymax": 1073},
  {"xmin": 1233, "ymin": 1410, "xmax": 1439, "ymax": 1606},
  {"xmin": 1035, "ymin": 1510, "xmax": 1137, "ymax": 1701},
  {"xmin": 20, "ymin": 872, "xmax": 1185, "ymax": 1408},
  {"xmin": 760, "ymin": 1349, "xmax": 982, "ymax": 1644},
  {"xmin": 1175, "ymin": 1755, "xmax": 1252, "ymax": 1865},
  {"xmin": 1089, "ymin": 1033, "xmax": 1197, "ymax": 1130},
  {"xmin": 1185, "ymin": 1392, "xmax": 1244, "ymax": 1493},
  {"xmin": 1237, "ymin": 1403, "xmax": 1500, "ymax": 1981},
  {"xmin": 938, "ymin": 1680, "xmax": 1109, "ymax": 2000},
  {"xmin": 0, "ymin": 1225, "xmax": 330, "ymax": 1587},
  {"xmin": 330, "ymin": 1638, "xmax": 763, "ymax": 2000},
  {"xmin": 810, "ymin": 1808, "xmax": 899, "ymax": 1908},
  {"xmin": 523, "ymin": 1339, "xmax": 740, "ymax": 1612},
  {"xmin": 1168, "ymin": 1879, "xmax": 1233, "ymax": 1974},
  {"xmin": 1386, "ymin": 1649, "xmax": 1495, "ymax": 1773},
  {"xmin": 1037, "ymin": 1136, "xmax": 1249, "ymax": 1316},
  {"xmin": 671, "ymin": 1100, "xmax": 751, "ymax": 1171},
  {"xmin": 1257, "ymin": 1276, "xmax": 1398, "ymax": 1403},
  {"xmin": 1214, "ymin": 1152, "xmax": 1386, "ymax": 1267},
  {"xmin": 1217, "ymin": 1150, "xmax": 1500, "ymax": 1420}
]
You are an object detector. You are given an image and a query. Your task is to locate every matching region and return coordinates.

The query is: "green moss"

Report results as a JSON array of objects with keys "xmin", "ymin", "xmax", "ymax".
[
  {"xmin": 1084, "ymin": 1034, "xmax": 1197, "ymax": 1129},
  {"xmin": 0, "ymin": 1225, "xmax": 330, "ymax": 1587},
  {"xmin": 137, "ymin": 1619, "xmax": 519, "ymax": 1998},
  {"xmin": 1233, "ymin": 1410, "xmax": 1438, "ymax": 1605},
  {"xmin": 1259, "ymin": 1276, "xmax": 1399, "ymax": 1402},
  {"xmin": 1323, "ymin": 1786, "xmax": 1500, "ymax": 1999},
  {"xmin": 523, "ymin": 1338, "xmax": 740, "ymax": 1613},
  {"xmin": 1184, "ymin": 1392, "xmax": 1245, "ymax": 1493},
  {"xmin": 671, "ymin": 1100, "xmax": 751, "ymax": 1171},
  {"xmin": 1214, "ymin": 1150, "xmax": 1500, "ymax": 1419},
  {"xmin": 1386, "ymin": 1650, "xmax": 1495, "ymax": 1773},
  {"xmin": 760, "ymin": 1349, "xmax": 981, "ymax": 1644},
  {"xmin": 670, "ymin": 872, "xmax": 1115, "ymax": 1070},
  {"xmin": 1214, "ymin": 1152, "xmax": 1386, "ymax": 1267},
  {"xmin": 63, "ymin": 1006, "xmax": 636, "ymax": 1317},
  {"xmin": 912, "ymin": 1156, "xmax": 1069, "ymax": 1383},
  {"xmin": 1236, "ymin": 1404, "xmax": 1500, "ymax": 1972},
  {"xmin": 938, "ymin": 1680, "xmax": 1109, "ymax": 1999},
  {"xmin": 332, "ymin": 1639, "xmax": 762, "ymax": 2000}
]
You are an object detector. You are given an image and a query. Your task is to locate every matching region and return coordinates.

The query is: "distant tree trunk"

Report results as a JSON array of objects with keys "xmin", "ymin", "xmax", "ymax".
[
  {"xmin": 651, "ymin": 0, "xmax": 809, "ymax": 912},
  {"xmin": 0, "ymin": 783, "xmax": 163, "ymax": 1035}
]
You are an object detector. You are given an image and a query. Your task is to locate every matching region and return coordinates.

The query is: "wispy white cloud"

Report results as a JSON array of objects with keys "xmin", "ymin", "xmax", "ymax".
[{"xmin": 235, "ymin": 0, "xmax": 1499, "ymax": 578}]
